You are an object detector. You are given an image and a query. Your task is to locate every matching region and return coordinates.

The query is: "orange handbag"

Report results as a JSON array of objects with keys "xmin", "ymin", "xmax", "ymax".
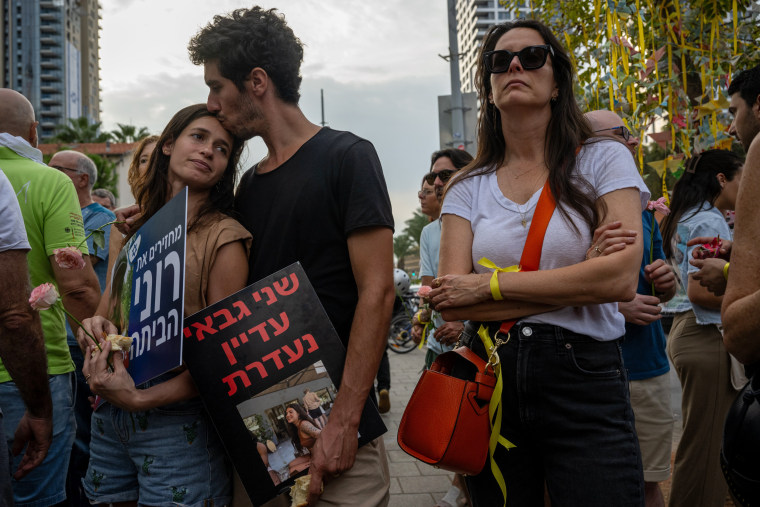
[
  {"xmin": 397, "ymin": 346, "xmax": 496, "ymax": 475},
  {"xmin": 397, "ymin": 182, "xmax": 556, "ymax": 476}
]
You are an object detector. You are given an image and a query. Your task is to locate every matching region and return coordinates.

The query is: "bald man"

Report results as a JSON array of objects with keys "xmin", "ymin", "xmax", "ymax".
[
  {"xmin": 0, "ymin": 89, "xmax": 101, "ymax": 506},
  {"xmin": 49, "ymin": 151, "xmax": 115, "ymax": 289},
  {"xmin": 49, "ymin": 149, "xmax": 115, "ymax": 506},
  {"xmin": 587, "ymin": 110, "xmax": 677, "ymax": 507}
]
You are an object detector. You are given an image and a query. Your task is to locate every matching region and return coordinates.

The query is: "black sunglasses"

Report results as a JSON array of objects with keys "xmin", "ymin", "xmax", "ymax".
[
  {"xmin": 484, "ymin": 45, "xmax": 555, "ymax": 74},
  {"xmin": 424, "ymin": 170, "xmax": 455, "ymax": 185},
  {"xmin": 595, "ymin": 126, "xmax": 631, "ymax": 142}
]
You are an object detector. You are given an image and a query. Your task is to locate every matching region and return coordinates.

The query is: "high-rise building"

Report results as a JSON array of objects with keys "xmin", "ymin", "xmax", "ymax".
[
  {"xmin": 455, "ymin": 0, "xmax": 531, "ymax": 93},
  {"xmin": 1, "ymin": 0, "xmax": 101, "ymax": 141}
]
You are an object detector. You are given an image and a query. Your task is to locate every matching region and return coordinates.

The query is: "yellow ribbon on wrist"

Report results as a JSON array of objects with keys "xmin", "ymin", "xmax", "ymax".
[
  {"xmin": 723, "ymin": 261, "xmax": 730, "ymax": 280},
  {"xmin": 478, "ymin": 258, "xmax": 520, "ymax": 301}
]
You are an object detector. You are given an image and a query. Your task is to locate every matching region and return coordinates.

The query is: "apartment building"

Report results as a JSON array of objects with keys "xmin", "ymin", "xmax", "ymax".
[{"xmin": 1, "ymin": 0, "xmax": 101, "ymax": 141}]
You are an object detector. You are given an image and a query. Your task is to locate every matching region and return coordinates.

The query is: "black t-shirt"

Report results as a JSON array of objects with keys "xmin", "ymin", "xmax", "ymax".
[{"xmin": 234, "ymin": 127, "xmax": 394, "ymax": 346}]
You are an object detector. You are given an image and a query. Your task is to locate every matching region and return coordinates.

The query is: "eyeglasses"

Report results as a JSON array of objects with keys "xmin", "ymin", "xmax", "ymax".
[
  {"xmin": 594, "ymin": 126, "xmax": 631, "ymax": 142},
  {"xmin": 484, "ymin": 45, "xmax": 555, "ymax": 74},
  {"xmin": 50, "ymin": 165, "xmax": 81, "ymax": 174},
  {"xmin": 418, "ymin": 189, "xmax": 436, "ymax": 198},
  {"xmin": 423, "ymin": 170, "xmax": 455, "ymax": 185}
]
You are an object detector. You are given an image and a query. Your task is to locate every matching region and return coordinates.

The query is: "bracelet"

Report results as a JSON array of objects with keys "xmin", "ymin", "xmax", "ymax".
[
  {"xmin": 490, "ymin": 271, "xmax": 504, "ymax": 301},
  {"xmin": 723, "ymin": 261, "xmax": 730, "ymax": 280}
]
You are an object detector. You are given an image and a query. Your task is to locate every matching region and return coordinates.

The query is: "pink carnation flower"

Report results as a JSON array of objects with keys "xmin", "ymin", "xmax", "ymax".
[
  {"xmin": 417, "ymin": 286, "xmax": 432, "ymax": 298},
  {"xmin": 29, "ymin": 283, "xmax": 60, "ymax": 310},
  {"xmin": 53, "ymin": 246, "xmax": 85, "ymax": 269},
  {"xmin": 646, "ymin": 197, "xmax": 670, "ymax": 216}
]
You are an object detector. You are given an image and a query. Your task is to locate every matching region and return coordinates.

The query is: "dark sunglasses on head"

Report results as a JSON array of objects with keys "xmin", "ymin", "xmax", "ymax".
[
  {"xmin": 595, "ymin": 125, "xmax": 631, "ymax": 142},
  {"xmin": 484, "ymin": 45, "xmax": 555, "ymax": 74},
  {"xmin": 423, "ymin": 169, "xmax": 455, "ymax": 185}
]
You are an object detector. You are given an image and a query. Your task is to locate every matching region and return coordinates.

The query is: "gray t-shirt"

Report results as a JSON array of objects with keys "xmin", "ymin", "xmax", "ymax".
[
  {"xmin": 0, "ymin": 169, "xmax": 29, "ymax": 252},
  {"xmin": 441, "ymin": 140, "xmax": 649, "ymax": 341}
]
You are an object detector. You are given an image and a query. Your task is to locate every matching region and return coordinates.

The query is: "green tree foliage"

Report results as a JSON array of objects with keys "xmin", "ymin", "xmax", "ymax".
[
  {"xmin": 403, "ymin": 209, "xmax": 430, "ymax": 248},
  {"xmin": 86, "ymin": 153, "xmax": 119, "ymax": 198},
  {"xmin": 110, "ymin": 123, "xmax": 151, "ymax": 143},
  {"xmin": 500, "ymin": 0, "xmax": 760, "ymax": 197},
  {"xmin": 52, "ymin": 117, "xmax": 112, "ymax": 143},
  {"xmin": 393, "ymin": 234, "xmax": 415, "ymax": 270}
]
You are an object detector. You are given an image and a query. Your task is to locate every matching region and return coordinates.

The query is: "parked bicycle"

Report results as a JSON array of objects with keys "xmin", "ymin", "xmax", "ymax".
[{"xmin": 388, "ymin": 269, "xmax": 418, "ymax": 354}]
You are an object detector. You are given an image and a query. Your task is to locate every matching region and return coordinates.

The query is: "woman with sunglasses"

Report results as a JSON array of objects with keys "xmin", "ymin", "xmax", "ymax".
[
  {"xmin": 429, "ymin": 19, "xmax": 648, "ymax": 506},
  {"xmin": 418, "ymin": 177, "xmax": 440, "ymax": 222}
]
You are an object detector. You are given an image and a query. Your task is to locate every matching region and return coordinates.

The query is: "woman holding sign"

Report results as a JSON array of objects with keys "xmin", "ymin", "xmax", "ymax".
[{"xmin": 79, "ymin": 104, "xmax": 251, "ymax": 507}]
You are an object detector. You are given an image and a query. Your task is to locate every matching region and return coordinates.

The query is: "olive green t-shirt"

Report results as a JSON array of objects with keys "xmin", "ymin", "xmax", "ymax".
[{"xmin": 0, "ymin": 145, "xmax": 88, "ymax": 381}]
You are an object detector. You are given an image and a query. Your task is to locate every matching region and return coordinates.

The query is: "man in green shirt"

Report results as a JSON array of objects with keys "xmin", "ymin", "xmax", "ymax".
[
  {"xmin": 0, "ymin": 169, "xmax": 53, "ymax": 505},
  {"xmin": 0, "ymin": 88, "xmax": 100, "ymax": 506}
]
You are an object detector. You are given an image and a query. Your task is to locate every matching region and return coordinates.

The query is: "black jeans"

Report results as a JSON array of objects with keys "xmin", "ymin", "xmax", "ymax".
[{"xmin": 464, "ymin": 322, "xmax": 644, "ymax": 507}]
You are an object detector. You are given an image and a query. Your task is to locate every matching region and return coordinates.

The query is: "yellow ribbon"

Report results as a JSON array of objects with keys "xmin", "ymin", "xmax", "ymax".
[
  {"xmin": 415, "ymin": 310, "xmax": 431, "ymax": 350},
  {"xmin": 417, "ymin": 321, "xmax": 429, "ymax": 350},
  {"xmin": 478, "ymin": 258, "xmax": 520, "ymax": 301},
  {"xmin": 478, "ymin": 325, "xmax": 516, "ymax": 507},
  {"xmin": 732, "ymin": 0, "xmax": 738, "ymax": 55}
]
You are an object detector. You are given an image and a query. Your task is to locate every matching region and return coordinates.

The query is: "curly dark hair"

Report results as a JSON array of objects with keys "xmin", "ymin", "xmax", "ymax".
[
  {"xmin": 449, "ymin": 19, "xmax": 600, "ymax": 232},
  {"xmin": 126, "ymin": 104, "xmax": 244, "ymax": 240},
  {"xmin": 660, "ymin": 149, "xmax": 743, "ymax": 259},
  {"xmin": 728, "ymin": 64, "xmax": 760, "ymax": 110},
  {"xmin": 188, "ymin": 6, "xmax": 304, "ymax": 104}
]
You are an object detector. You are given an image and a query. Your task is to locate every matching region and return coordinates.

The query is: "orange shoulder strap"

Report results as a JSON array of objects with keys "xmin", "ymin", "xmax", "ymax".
[
  {"xmin": 498, "ymin": 181, "xmax": 556, "ymax": 335},
  {"xmin": 519, "ymin": 181, "xmax": 556, "ymax": 272}
]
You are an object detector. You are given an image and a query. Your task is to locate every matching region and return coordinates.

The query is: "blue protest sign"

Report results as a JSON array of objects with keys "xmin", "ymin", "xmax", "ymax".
[{"xmin": 108, "ymin": 188, "xmax": 187, "ymax": 385}]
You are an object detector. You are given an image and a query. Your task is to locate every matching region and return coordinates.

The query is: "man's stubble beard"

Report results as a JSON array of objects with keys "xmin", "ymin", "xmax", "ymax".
[{"xmin": 226, "ymin": 93, "xmax": 264, "ymax": 141}]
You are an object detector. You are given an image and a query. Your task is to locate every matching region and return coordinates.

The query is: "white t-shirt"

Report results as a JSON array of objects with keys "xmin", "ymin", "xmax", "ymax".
[
  {"xmin": 441, "ymin": 140, "xmax": 650, "ymax": 341},
  {"xmin": 0, "ymin": 169, "xmax": 29, "ymax": 252}
]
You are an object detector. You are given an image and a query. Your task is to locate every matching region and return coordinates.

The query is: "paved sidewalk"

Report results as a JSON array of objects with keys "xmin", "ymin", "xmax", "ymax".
[
  {"xmin": 382, "ymin": 348, "xmax": 735, "ymax": 506},
  {"xmin": 382, "ymin": 348, "xmax": 457, "ymax": 507}
]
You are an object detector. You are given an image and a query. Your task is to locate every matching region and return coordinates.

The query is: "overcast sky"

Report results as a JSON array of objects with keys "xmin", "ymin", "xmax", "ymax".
[{"xmin": 99, "ymin": 0, "xmax": 453, "ymax": 230}]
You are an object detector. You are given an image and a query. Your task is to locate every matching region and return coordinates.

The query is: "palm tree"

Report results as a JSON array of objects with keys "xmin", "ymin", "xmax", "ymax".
[
  {"xmin": 393, "ymin": 234, "xmax": 414, "ymax": 270},
  {"xmin": 403, "ymin": 209, "xmax": 429, "ymax": 248},
  {"xmin": 110, "ymin": 123, "xmax": 151, "ymax": 143},
  {"xmin": 52, "ymin": 117, "xmax": 111, "ymax": 143}
]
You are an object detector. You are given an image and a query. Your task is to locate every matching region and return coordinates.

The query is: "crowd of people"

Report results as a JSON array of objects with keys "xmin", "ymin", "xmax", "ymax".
[{"xmin": 0, "ymin": 6, "xmax": 758, "ymax": 507}]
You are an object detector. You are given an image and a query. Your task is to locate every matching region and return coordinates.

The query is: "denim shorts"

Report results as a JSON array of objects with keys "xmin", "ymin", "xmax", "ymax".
[
  {"xmin": 0, "ymin": 372, "xmax": 76, "ymax": 507},
  {"xmin": 82, "ymin": 376, "xmax": 231, "ymax": 506},
  {"xmin": 0, "ymin": 411, "xmax": 11, "ymax": 507},
  {"xmin": 463, "ymin": 322, "xmax": 644, "ymax": 507}
]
